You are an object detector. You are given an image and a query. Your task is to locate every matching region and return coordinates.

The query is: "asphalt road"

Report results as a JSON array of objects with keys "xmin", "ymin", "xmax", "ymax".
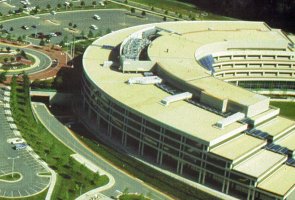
[
  {"xmin": 33, "ymin": 103, "xmax": 171, "ymax": 200},
  {"xmin": 0, "ymin": 95, "xmax": 50, "ymax": 198}
]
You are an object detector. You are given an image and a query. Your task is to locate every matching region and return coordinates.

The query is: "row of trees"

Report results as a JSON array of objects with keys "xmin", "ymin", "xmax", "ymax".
[
  {"xmin": 45, "ymin": 0, "xmax": 104, "ymax": 10},
  {"xmin": 187, "ymin": 0, "xmax": 295, "ymax": 31}
]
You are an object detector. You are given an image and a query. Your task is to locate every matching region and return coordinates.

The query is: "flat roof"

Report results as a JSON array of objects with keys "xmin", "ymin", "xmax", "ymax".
[
  {"xmin": 83, "ymin": 21, "xmax": 292, "ymax": 146},
  {"xmin": 275, "ymin": 130, "xmax": 295, "ymax": 151},
  {"xmin": 257, "ymin": 164, "xmax": 295, "ymax": 197},
  {"xmin": 256, "ymin": 116, "xmax": 295, "ymax": 138},
  {"xmin": 210, "ymin": 134, "xmax": 266, "ymax": 162},
  {"xmin": 233, "ymin": 149, "xmax": 287, "ymax": 179}
]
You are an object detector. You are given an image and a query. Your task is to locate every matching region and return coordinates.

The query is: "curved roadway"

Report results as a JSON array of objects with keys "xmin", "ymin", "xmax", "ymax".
[
  {"xmin": 0, "ymin": 44, "xmax": 52, "ymax": 75},
  {"xmin": 32, "ymin": 103, "xmax": 171, "ymax": 200}
]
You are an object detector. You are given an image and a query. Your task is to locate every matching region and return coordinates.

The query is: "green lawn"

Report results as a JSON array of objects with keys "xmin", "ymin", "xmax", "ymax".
[
  {"xmin": 10, "ymin": 75, "xmax": 109, "ymax": 200},
  {"xmin": 270, "ymin": 101, "xmax": 295, "ymax": 120},
  {"xmin": 0, "ymin": 173, "xmax": 21, "ymax": 181}
]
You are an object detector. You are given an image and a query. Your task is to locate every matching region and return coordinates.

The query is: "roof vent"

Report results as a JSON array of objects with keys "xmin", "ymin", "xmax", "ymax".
[
  {"xmin": 161, "ymin": 92, "xmax": 192, "ymax": 106},
  {"xmin": 127, "ymin": 76, "xmax": 162, "ymax": 85},
  {"xmin": 216, "ymin": 112, "xmax": 245, "ymax": 129}
]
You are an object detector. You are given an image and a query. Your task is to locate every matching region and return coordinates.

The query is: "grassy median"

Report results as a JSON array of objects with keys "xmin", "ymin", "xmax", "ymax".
[{"xmin": 10, "ymin": 74, "xmax": 108, "ymax": 200}]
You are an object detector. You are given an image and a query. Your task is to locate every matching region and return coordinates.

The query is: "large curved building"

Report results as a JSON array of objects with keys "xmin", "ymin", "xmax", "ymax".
[{"xmin": 81, "ymin": 21, "xmax": 295, "ymax": 200}]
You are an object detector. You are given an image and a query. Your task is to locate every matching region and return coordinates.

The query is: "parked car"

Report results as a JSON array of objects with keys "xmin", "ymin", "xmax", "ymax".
[
  {"xmin": 55, "ymin": 31, "xmax": 62, "ymax": 36},
  {"xmin": 21, "ymin": 25, "xmax": 29, "ymax": 30},
  {"xmin": 14, "ymin": 143, "xmax": 27, "ymax": 150},
  {"xmin": 8, "ymin": 137, "xmax": 26, "ymax": 144},
  {"xmin": 49, "ymin": 32, "xmax": 57, "ymax": 37},
  {"xmin": 90, "ymin": 24, "xmax": 98, "ymax": 30},
  {"xmin": 93, "ymin": 14, "xmax": 101, "ymax": 20}
]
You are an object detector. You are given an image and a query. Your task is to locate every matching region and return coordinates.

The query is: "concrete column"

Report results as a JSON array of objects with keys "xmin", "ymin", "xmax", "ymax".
[
  {"xmin": 82, "ymin": 96, "xmax": 86, "ymax": 110},
  {"xmin": 201, "ymin": 170, "xmax": 206, "ymax": 184},
  {"xmin": 138, "ymin": 118, "xmax": 145, "ymax": 155},
  {"xmin": 87, "ymin": 104, "xmax": 91, "ymax": 119},
  {"xmin": 96, "ymin": 113, "xmax": 100, "ymax": 129},
  {"xmin": 123, "ymin": 132, "xmax": 127, "ymax": 146},
  {"xmin": 140, "ymin": 143, "xmax": 144, "ymax": 155},
  {"xmin": 108, "ymin": 125, "xmax": 112, "ymax": 138}
]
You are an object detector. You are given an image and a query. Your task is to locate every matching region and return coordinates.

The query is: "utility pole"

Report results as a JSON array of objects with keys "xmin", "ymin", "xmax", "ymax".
[{"xmin": 8, "ymin": 156, "xmax": 20, "ymax": 178}]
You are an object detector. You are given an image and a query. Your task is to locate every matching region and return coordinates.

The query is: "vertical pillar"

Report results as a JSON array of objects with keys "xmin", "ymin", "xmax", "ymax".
[
  {"xmin": 177, "ymin": 136, "xmax": 185, "ymax": 175},
  {"xmin": 138, "ymin": 118, "xmax": 145, "ymax": 155},
  {"xmin": 96, "ymin": 111, "xmax": 100, "ymax": 129},
  {"xmin": 87, "ymin": 104, "xmax": 91, "ymax": 119},
  {"xmin": 156, "ymin": 128, "xmax": 164, "ymax": 165}
]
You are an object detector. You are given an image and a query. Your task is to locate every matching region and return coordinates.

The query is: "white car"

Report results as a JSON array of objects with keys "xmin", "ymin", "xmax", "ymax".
[
  {"xmin": 90, "ymin": 24, "xmax": 98, "ymax": 30},
  {"xmin": 22, "ymin": 25, "xmax": 29, "ymax": 30},
  {"xmin": 49, "ymin": 32, "xmax": 57, "ymax": 37},
  {"xmin": 20, "ymin": 0, "xmax": 30, "ymax": 5},
  {"xmin": 93, "ymin": 15, "xmax": 101, "ymax": 20},
  {"xmin": 7, "ymin": 138, "xmax": 26, "ymax": 144}
]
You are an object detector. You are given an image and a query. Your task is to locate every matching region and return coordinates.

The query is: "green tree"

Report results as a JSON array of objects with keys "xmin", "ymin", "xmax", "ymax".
[
  {"xmin": 59, "ymin": 40, "xmax": 65, "ymax": 47},
  {"xmin": 20, "ymin": 50, "xmax": 27, "ymax": 59},
  {"xmin": 6, "ymin": 34, "xmax": 11, "ymax": 40},
  {"xmin": 123, "ymin": 187, "xmax": 129, "ymax": 194},
  {"xmin": 92, "ymin": 1, "xmax": 97, "ymax": 8},
  {"xmin": 0, "ymin": 71, "xmax": 7, "ymax": 83},
  {"xmin": 130, "ymin": 7, "xmax": 135, "ymax": 13},
  {"xmin": 39, "ymin": 39, "xmax": 45, "ymax": 46},
  {"xmin": 6, "ymin": 46, "xmax": 11, "ymax": 52},
  {"xmin": 80, "ymin": 1, "xmax": 85, "ymax": 7},
  {"xmin": 87, "ymin": 30, "xmax": 94, "ymax": 38},
  {"xmin": 46, "ymin": 4, "xmax": 51, "ymax": 10},
  {"xmin": 17, "ymin": 36, "xmax": 22, "ymax": 42},
  {"xmin": 163, "ymin": 16, "xmax": 167, "ymax": 21},
  {"xmin": 57, "ymin": 3, "xmax": 62, "ymax": 9},
  {"xmin": 141, "ymin": 11, "xmax": 146, "ymax": 16},
  {"xmin": 106, "ymin": 28, "xmax": 111, "ymax": 34},
  {"xmin": 69, "ymin": 22, "xmax": 72, "ymax": 27}
]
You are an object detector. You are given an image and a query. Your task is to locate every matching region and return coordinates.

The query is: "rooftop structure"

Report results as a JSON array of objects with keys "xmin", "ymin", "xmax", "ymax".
[{"xmin": 82, "ymin": 21, "xmax": 295, "ymax": 200}]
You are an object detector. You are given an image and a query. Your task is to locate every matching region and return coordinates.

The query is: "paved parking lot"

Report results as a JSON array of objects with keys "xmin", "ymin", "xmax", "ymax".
[
  {"xmin": 0, "ymin": 94, "xmax": 51, "ymax": 198},
  {"xmin": 1, "ymin": 0, "xmax": 106, "ymax": 15},
  {"xmin": 0, "ymin": 9, "xmax": 168, "ymax": 45}
]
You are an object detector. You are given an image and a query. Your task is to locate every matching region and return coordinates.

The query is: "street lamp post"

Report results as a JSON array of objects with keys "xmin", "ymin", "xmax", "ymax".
[{"xmin": 8, "ymin": 156, "xmax": 20, "ymax": 178}]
